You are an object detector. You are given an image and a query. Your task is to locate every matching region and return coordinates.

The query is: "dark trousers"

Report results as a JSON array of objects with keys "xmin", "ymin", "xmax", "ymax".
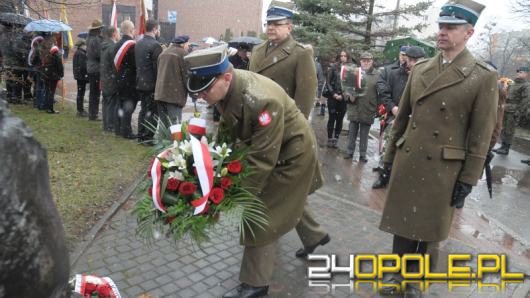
[
  {"xmin": 88, "ymin": 73, "xmax": 101, "ymax": 120},
  {"xmin": 5, "ymin": 69, "xmax": 24, "ymax": 103},
  {"xmin": 137, "ymin": 90, "xmax": 157, "ymax": 140},
  {"xmin": 346, "ymin": 121, "xmax": 370, "ymax": 157},
  {"xmin": 102, "ymin": 93, "xmax": 118, "ymax": 132},
  {"xmin": 76, "ymin": 79, "xmax": 88, "ymax": 113},
  {"xmin": 43, "ymin": 80, "xmax": 58, "ymax": 112},
  {"xmin": 22, "ymin": 70, "xmax": 33, "ymax": 100},
  {"xmin": 326, "ymin": 97, "xmax": 347, "ymax": 139},
  {"xmin": 115, "ymin": 91, "xmax": 138, "ymax": 138},
  {"xmin": 33, "ymin": 72, "xmax": 45, "ymax": 109}
]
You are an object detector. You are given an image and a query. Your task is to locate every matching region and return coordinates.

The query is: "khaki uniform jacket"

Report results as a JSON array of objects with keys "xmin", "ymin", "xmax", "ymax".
[
  {"xmin": 154, "ymin": 44, "xmax": 188, "ymax": 107},
  {"xmin": 217, "ymin": 70, "xmax": 323, "ymax": 246},
  {"xmin": 380, "ymin": 49, "xmax": 498, "ymax": 242},
  {"xmin": 504, "ymin": 77, "xmax": 529, "ymax": 114},
  {"xmin": 249, "ymin": 35, "xmax": 317, "ymax": 118}
]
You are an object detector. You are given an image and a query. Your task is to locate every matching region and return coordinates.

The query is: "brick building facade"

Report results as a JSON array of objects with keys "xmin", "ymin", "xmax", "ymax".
[{"xmin": 25, "ymin": 0, "xmax": 263, "ymax": 45}]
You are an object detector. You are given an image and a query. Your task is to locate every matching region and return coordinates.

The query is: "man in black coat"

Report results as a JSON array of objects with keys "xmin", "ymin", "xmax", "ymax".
[
  {"xmin": 135, "ymin": 19, "xmax": 162, "ymax": 143},
  {"xmin": 86, "ymin": 20, "xmax": 104, "ymax": 121},
  {"xmin": 113, "ymin": 20, "xmax": 138, "ymax": 139},
  {"xmin": 100, "ymin": 26, "xmax": 120, "ymax": 132},
  {"xmin": 72, "ymin": 39, "xmax": 88, "ymax": 116}
]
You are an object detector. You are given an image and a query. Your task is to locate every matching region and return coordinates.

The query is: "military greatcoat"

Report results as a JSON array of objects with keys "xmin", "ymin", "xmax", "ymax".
[
  {"xmin": 249, "ymin": 35, "xmax": 317, "ymax": 118},
  {"xmin": 380, "ymin": 49, "xmax": 498, "ymax": 242},
  {"xmin": 216, "ymin": 69, "xmax": 323, "ymax": 246}
]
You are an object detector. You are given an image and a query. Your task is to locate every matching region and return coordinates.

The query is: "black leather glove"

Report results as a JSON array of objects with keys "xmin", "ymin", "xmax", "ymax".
[{"xmin": 450, "ymin": 181, "xmax": 472, "ymax": 209}]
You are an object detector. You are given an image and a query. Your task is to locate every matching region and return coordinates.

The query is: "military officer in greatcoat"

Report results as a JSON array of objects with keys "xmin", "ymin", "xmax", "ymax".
[
  {"xmin": 379, "ymin": 0, "xmax": 498, "ymax": 296},
  {"xmin": 249, "ymin": 4, "xmax": 330, "ymax": 259},
  {"xmin": 184, "ymin": 44, "xmax": 323, "ymax": 298}
]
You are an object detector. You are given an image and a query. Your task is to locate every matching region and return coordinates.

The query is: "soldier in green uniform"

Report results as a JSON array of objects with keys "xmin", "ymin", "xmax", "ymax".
[
  {"xmin": 378, "ymin": 0, "xmax": 498, "ymax": 296},
  {"xmin": 249, "ymin": 5, "xmax": 330, "ymax": 260},
  {"xmin": 184, "ymin": 44, "xmax": 324, "ymax": 298},
  {"xmin": 493, "ymin": 66, "xmax": 529, "ymax": 155}
]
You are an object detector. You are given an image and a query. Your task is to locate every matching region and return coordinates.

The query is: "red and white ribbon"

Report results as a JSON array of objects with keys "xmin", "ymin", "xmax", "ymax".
[
  {"xmin": 188, "ymin": 118, "xmax": 207, "ymax": 136},
  {"xmin": 170, "ymin": 124, "xmax": 182, "ymax": 141},
  {"xmin": 151, "ymin": 149, "xmax": 171, "ymax": 213},
  {"xmin": 73, "ymin": 274, "xmax": 121, "ymax": 298},
  {"xmin": 189, "ymin": 134, "xmax": 214, "ymax": 215},
  {"xmin": 355, "ymin": 67, "xmax": 363, "ymax": 89},
  {"xmin": 114, "ymin": 40, "xmax": 135, "ymax": 72}
]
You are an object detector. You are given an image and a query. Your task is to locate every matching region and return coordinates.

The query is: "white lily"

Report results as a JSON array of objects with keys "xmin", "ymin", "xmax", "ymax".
[
  {"xmin": 215, "ymin": 143, "xmax": 232, "ymax": 158},
  {"xmin": 179, "ymin": 140, "xmax": 193, "ymax": 156},
  {"xmin": 169, "ymin": 170, "xmax": 185, "ymax": 181}
]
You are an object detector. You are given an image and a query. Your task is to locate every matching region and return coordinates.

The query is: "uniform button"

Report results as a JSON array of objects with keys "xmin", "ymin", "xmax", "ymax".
[
  {"xmin": 405, "ymin": 147, "xmax": 411, "ymax": 152},
  {"xmin": 433, "ymin": 130, "xmax": 439, "ymax": 136},
  {"xmin": 427, "ymin": 155, "xmax": 432, "ymax": 160},
  {"xmin": 412, "ymin": 122, "xmax": 417, "ymax": 129},
  {"xmin": 440, "ymin": 107, "xmax": 446, "ymax": 111}
]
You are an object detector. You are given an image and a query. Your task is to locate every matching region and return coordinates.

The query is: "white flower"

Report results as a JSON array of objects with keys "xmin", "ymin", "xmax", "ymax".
[
  {"xmin": 169, "ymin": 170, "xmax": 185, "ymax": 181},
  {"xmin": 215, "ymin": 143, "xmax": 232, "ymax": 158},
  {"xmin": 179, "ymin": 140, "xmax": 193, "ymax": 155}
]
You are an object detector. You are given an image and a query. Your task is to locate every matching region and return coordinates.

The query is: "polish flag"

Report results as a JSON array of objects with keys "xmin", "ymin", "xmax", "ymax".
[
  {"xmin": 138, "ymin": 0, "xmax": 148, "ymax": 36},
  {"xmin": 110, "ymin": 0, "xmax": 118, "ymax": 30}
]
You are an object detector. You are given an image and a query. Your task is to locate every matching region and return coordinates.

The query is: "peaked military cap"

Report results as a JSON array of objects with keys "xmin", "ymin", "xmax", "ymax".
[
  {"xmin": 405, "ymin": 46, "xmax": 425, "ymax": 59},
  {"xmin": 266, "ymin": 5, "xmax": 294, "ymax": 21},
  {"xmin": 400, "ymin": 45, "xmax": 410, "ymax": 54},
  {"xmin": 437, "ymin": 0, "xmax": 485, "ymax": 26},
  {"xmin": 184, "ymin": 44, "xmax": 230, "ymax": 93},
  {"xmin": 173, "ymin": 35, "xmax": 189, "ymax": 44}
]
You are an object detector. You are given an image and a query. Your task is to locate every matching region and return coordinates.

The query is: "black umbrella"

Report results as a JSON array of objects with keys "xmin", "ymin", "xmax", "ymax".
[
  {"xmin": 0, "ymin": 12, "xmax": 33, "ymax": 26},
  {"xmin": 228, "ymin": 36, "xmax": 263, "ymax": 49}
]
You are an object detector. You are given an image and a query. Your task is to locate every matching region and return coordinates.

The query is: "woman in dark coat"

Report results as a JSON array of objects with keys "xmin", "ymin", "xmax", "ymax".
[
  {"xmin": 325, "ymin": 50, "xmax": 349, "ymax": 148},
  {"xmin": 72, "ymin": 39, "xmax": 88, "ymax": 116},
  {"xmin": 39, "ymin": 37, "xmax": 64, "ymax": 114}
]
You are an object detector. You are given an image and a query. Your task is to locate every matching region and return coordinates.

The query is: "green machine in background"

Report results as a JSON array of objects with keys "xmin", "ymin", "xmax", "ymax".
[{"xmin": 383, "ymin": 36, "xmax": 437, "ymax": 63}]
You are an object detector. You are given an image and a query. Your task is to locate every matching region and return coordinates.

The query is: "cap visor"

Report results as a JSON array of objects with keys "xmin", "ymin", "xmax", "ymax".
[
  {"xmin": 187, "ymin": 76, "xmax": 216, "ymax": 93},
  {"xmin": 266, "ymin": 15, "xmax": 288, "ymax": 21},
  {"xmin": 436, "ymin": 16, "xmax": 468, "ymax": 24}
]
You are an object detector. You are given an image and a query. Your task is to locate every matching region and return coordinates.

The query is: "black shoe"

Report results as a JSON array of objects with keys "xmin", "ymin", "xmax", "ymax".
[
  {"xmin": 403, "ymin": 284, "xmax": 422, "ymax": 298},
  {"xmin": 46, "ymin": 109, "xmax": 59, "ymax": 114},
  {"xmin": 372, "ymin": 171, "xmax": 390, "ymax": 189},
  {"xmin": 123, "ymin": 133, "xmax": 138, "ymax": 139},
  {"xmin": 495, "ymin": 145, "xmax": 510, "ymax": 155},
  {"xmin": 359, "ymin": 156, "xmax": 368, "ymax": 163},
  {"xmin": 344, "ymin": 154, "xmax": 353, "ymax": 160},
  {"xmin": 88, "ymin": 117, "xmax": 101, "ymax": 121},
  {"xmin": 222, "ymin": 283, "xmax": 268, "ymax": 298},
  {"xmin": 77, "ymin": 111, "xmax": 88, "ymax": 117},
  {"xmin": 295, "ymin": 234, "xmax": 330, "ymax": 258},
  {"xmin": 379, "ymin": 276, "xmax": 403, "ymax": 296}
]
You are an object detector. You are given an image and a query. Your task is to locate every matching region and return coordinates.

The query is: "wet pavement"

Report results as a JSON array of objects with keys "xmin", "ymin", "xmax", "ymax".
[{"xmin": 56, "ymin": 59, "xmax": 530, "ymax": 296}]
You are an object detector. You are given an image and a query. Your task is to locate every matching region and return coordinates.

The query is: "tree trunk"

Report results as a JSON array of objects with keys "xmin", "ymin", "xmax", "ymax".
[{"xmin": 364, "ymin": 0, "xmax": 375, "ymax": 47}]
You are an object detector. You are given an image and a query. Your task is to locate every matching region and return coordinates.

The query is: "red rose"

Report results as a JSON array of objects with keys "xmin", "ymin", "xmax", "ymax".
[
  {"xmin": 166, "ymin": 178, "xmax": 180, "ymax": 191},
  {"xmin": 220, "ymin": 177, "xmax": 232, "ymax": 189},
  {"xmin": 96, "ymin": 284, "xmax": 112, "ymax": 297},
  {"xmin": 227, "ymin": 160, "xmax": 242, "ymax": 174},
  {"xmin": 209, "ymin": 187, "xmax": 225, "ymax": 204},
  {"xmin": 179, "ymin": 182, "xmax": 197, "ymax": 196},
  {"xmin": 147, "ymin": 170, "xmax": 152, "ymax": 178},
  {"xmin": 147, "ymin": 187, "xmax": 153, "ymax": 197},
  {"xmin": 166, "ymin": 216, "xmax": 176, "ymax": 224}
]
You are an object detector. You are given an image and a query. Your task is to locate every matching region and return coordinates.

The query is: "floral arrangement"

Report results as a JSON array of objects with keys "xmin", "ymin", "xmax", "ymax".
[
  {"xmin": 133, "ymin": 117, "xmax": 268, "ymax": 245},
  {"xmin": 70, "ymin": 274, "xmax": 121, "ymax": 298}
]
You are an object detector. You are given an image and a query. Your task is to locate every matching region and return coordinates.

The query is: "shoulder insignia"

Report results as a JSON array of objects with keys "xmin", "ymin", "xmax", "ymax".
[{"xmin": 476, "ymin": 60, "xmax": 496, "ymax": 72}]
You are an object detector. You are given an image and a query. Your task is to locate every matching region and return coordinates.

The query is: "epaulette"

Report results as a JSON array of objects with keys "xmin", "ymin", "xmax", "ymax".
[
  {"xmin": 296, "ymin": 42, "xmax": 313, "ymax": 50},
  {"xmin": 476, "ymin": 60, "xmax": 496, "ymax": 72},
  {"xmin": 414, "ymin": 59, "xmax": 429, "ymax": 66}
]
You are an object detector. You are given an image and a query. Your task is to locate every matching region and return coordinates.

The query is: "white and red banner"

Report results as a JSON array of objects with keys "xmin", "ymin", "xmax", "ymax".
[
  {"xmin": 170, "ymin": 124, "xmax": 182, "ymax": 141},
  {"xmin": 113, "ymin": 40, "xmax": 135, "ymax": 72},
  {"xmin": 151, "ymin": 149, "xmax": 170, "ymax": 213},
  {"xmin": 138, "ymin": 0, "xmax": 148, "ymax": 36},
  {"xmin": 110, "ymin": 0, "xmax": 118, "ymax": 30},
  {"xmin": 189, "ymin": 135, "xmax": 214, "ymax": 215}
]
